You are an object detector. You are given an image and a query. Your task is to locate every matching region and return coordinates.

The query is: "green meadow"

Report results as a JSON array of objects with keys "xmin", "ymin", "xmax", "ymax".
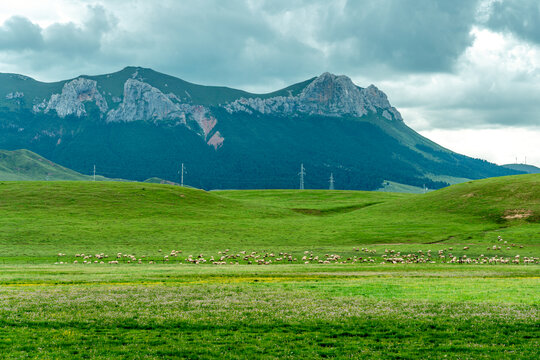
[
  {"xmin": 0, "ymin": 175, "xmax": 538, "ymax": 358},
  {"xmin": 0, "ymin": 265, "xmax": 538, "ymax": 359},
  {"xmin": 0, "ymin": 174, "xmax": 539, "ymax": 261}
]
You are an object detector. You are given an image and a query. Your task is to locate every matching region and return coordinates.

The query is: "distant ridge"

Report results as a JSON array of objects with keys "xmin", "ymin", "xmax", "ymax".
[
  {"xmin": 144, "ymin": 177, "xmax": 180, "ymax": 186},
  {"xmin": 502, "ymin": 163, "xmax": 540, "ymax": 174}
]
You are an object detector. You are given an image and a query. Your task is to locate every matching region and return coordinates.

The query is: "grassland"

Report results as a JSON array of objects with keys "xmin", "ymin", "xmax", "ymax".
[
  {"xmin": 0, "ymin": 175, "xmax": 538, "ymax": 358},
  {"xmin": 0, "ymin": 174, "xmax": 539, "ymax": 262},
  {"xmin": 0, "ymin": 264, "xmax": 538, "ymax": 359}
]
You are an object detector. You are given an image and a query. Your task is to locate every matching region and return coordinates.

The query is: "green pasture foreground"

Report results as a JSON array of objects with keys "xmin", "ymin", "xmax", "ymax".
[
  {"xmin": 0, "ymin": 174, "xmax": 539, "ymax": 262},
  {"xmin": 0, "ymin": 176, "xmax": 538, "ymax": 358},
  {"xmin": 0, "ymin": 264, "xmax": 538, "ymax": 359}
]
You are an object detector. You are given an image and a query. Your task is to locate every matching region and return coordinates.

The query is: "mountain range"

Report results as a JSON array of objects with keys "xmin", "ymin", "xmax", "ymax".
[{"xmin": 0, "ymin": 66, "xmax": 520, "ymax": 190}]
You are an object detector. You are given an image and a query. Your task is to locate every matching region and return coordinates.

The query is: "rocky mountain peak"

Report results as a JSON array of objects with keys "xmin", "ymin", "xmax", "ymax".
[
  {"xmin": 303, "ymin": 72, "xmax": 358, "ymax": 98},
  {"xmin": 363, "ymin": 84, "xmax": 403, "ymax": 121},
  {"xmin": 33, "ymin": 77, "xmax": 108, "ymax": 117},
  {"xmin": 107, "ymin": 79, "xmax": 185, "ymax": 123},
  {"xmin": 299, "ymin": 72, "xmax": 367, "ymax": 117},
  {"xmin": 224, "ymin": 72, "xmax": 403, "ymax": 121}
]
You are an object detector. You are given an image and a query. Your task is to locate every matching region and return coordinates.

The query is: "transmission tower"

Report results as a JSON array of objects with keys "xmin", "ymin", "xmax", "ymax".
[
  {"xmin": 299, "ymin": 163, "xmax": 305, "ymax": 190},
  {"xmin": 329, "ymin": 173, "xmax": 335, "ymax": 190},
  {"xmin": 179, "ymin": 163, "xmax": 186, "ymax": 187},
  {"xmin": 93, "ymin": 165, "xmax": 96, "ymax": 182}
]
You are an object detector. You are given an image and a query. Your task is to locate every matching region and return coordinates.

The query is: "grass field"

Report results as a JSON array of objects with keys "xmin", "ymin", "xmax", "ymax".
[
  {"xmin": 0, "ymin": 174, "xmax": 539, "ymax": 262},
  {"xmin": 0, "ymin": 264, "xmax": 538, "ymax": 359},
  {"xmin": 0, "ymin": 175, "xmax": 538, "ymax": 358}
]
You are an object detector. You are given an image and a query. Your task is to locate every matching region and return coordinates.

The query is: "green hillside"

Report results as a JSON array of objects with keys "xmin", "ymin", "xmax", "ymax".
[
  {"xmin": 0, "ymin": 149, "xmax": 94, "ymax": 181},
  {"xmin": 0, "ymin": 174, "xmax": 538, "ymax": 262}
]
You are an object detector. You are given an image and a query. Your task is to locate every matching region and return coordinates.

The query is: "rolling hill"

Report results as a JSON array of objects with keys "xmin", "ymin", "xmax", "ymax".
[
  {"xmin": 0, "ymin": 67, "xmax": 520, "ymax": 190},
  {"xmin": 0, "ymin": 174, "xmax": 537, "ymax": 261},
  {"xmin": 0, "ymin": 149, "xmax": 93, "ymax": 181}
]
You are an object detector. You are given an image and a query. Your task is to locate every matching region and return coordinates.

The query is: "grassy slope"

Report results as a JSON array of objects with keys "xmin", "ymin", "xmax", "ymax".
[
  {"xmin": 0, "ymin": 149, "xmax": 93, "ymax": 181},
  {"xmin": 0, "ymin": 174, "xmax": 538, "ymax": 261}
]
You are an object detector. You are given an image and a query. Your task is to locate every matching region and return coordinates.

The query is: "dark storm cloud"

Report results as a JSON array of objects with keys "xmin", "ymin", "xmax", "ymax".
[
  {"xmin": 42, "ymin": 5, "xmax": 117, "ymax": 56},
  {"xmin": 0, "ymin": 4, "xmax": 116, "ymax": 73},
  {"xmin": 92, "ymin": 0, "xmax": 482, "ymax": 88},
  {"xmin": 486, "ymin": 0, "xmax": 540, "ymax": 44},
  {"xmin": 314, "ymin": 0, "xmax": 480, "ymax": 73},
  {"xmin": 106, "ymin": 0, "xmax": 325, "ymax": 87},
  {"xmin": 0, "ymin": 15, "xmax": 43, "ymax": 50},
  {"xmin": 0, "ymin": 0, "xmax": 482, "ymax": 86}
]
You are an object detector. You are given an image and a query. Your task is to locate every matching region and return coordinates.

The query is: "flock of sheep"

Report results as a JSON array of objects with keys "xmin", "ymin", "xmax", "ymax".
[{"xmin": 54, "ymin": 236, "xmax": 539, "ymax": 265}]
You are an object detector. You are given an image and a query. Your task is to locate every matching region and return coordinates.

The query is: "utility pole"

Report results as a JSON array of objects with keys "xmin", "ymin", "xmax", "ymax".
[
  {"xmin": 299, "ymin": 163, "xmax": 305, "ymax": 190},
  {"xmin": 93, "ymin": 165, "xmax": 96, "ymax": 181},
  {"xmin": 329, "ymin": 173, "xmax": 335, "ymax": 190},
  {"xmin": 180, "ymin": 163, "xmax": 186, "ymax": 187}
]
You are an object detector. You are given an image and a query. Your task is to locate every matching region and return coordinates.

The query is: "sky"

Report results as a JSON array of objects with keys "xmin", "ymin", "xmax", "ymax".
[{"xmin": 0, "ymin": 0, "xmax": 539, "ymax": 166}]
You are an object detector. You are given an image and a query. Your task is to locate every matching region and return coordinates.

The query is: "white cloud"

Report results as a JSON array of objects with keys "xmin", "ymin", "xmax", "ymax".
[
  {"xmin": 420, "ymin": 127, "xmax": 540, "ymax": 166},
  {"xmin": 371, "ymin": 26, "xmax": 540, "ymax": 130}
]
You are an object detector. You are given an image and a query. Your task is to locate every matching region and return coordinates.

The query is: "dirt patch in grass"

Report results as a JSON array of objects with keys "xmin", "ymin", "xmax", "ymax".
[{"xmin": 503, "ymin": 209, "xmax": 533, "ymax": 220}]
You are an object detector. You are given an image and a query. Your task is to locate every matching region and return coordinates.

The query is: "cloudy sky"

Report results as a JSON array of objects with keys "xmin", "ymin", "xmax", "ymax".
[{"xmin": 1, "ymin": 0, "xmax": 539, "ymax": 165}]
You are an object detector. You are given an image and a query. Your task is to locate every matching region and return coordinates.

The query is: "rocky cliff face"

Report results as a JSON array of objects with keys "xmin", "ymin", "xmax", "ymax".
[
  {"xmin": 107, "ymin": 79, "xmax": 187, "ymax": 123},
  {"xmin": 29, "ymin": 71, "xmax": 401, "ymax": 151},
  {"xmin": 106, "ymin": 79, "xmax": 224, "ymax": 149},
  {"xmin": 224, "ymin": 72, "xmax": 403, "ymax": 121},
  {"xmin": 32, "ymin": 77, "xmax": 224, "ymax": 149},
  {"xmin": 33, "ymin": 78, "xmax": 108, "ymax": 117},
  {"xmin": 5, "ymin": 91, "xmax": 24, "ymax": 100},
  {"xmin": 299, "ymin": 73, "xmax": 369, "ymax": 116},
  {"xmin": 363, "ymin": 84, "xmax": 403, "ymax": 121}
]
